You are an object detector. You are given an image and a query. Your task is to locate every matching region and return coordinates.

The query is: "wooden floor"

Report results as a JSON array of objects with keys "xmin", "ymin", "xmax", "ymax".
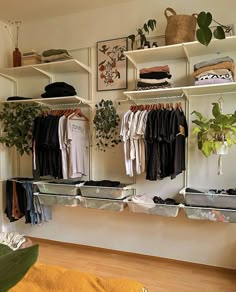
[{"xmin": 32, "ymin": 238, "xmax": 236, "ymax": 292}]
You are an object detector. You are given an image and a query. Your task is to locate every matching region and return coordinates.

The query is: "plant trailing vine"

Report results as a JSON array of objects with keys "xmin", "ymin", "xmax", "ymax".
[
  {"xmin": 128, "ymin": 19, "xmax": 157, "ymax": 50},
  {"xmin": 93, "ymin": 99, "xmax": 121, "ymax": 151},
  {"xmin": 0, "ymin": 103, "xmax": 43, "ymax": 155},
  {"xmin": 196, "ymin": 11, "xmax": 232, "ymax": 46}
]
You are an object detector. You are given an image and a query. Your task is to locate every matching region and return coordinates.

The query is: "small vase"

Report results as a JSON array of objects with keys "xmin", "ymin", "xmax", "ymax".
[{"xmin": 13, "ymin": 48, "xmax": 22, "ymax": 67}]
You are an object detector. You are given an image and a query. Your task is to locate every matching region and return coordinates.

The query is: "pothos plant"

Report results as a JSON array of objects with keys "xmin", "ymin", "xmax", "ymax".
[
  {"xmin": 0, "ymin": 103, "xmax": 43, "ymax": 155},
  {"xmin": 191, "ymin": 102, "xmax": 236, "ymax": 157},
  {"xmin": 93, "ymin": 99, "xmax": 121, "ymax": 151},
  {"xmin": 128, "ymin": 19, "xmax": 157, "ymax": 50},
  {"xmin": 196, "ymin": 11, "xmax": 232, "ymax": 46}
]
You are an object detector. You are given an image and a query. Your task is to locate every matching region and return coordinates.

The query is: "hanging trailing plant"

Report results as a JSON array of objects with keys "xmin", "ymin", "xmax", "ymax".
[
  {"xmin": 191, "ymin": 102, "xmax": 236, "ymax": 157},
  {"xmin": 196, "ymin": 11, "xmax": 232, "ymax": 46},
  {"xmin": 93, "ymin": 99, "xmax": 121, "ymax": 151},
  {"xmin": 0, "ymin": 103, "xmax": 43, "ymax": 155}
]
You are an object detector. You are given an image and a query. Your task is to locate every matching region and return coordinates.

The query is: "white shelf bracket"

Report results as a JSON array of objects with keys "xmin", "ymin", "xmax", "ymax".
[
  {"xmin": 125, "ymin": 54, "xmax": 137, "ymax": 69},
  {"xmin": 32, "ymin": 67, "xmax": 54, "ymax": 83},
  {"xmin": 0, "ymin": 73, "xmax": 18, "ymax": 95}
]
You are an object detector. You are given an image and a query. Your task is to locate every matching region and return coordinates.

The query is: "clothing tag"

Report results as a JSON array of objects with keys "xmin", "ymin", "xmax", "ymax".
[{"xmin": 176, "ymin": 125, "xmax": 185, "ymax": 137}]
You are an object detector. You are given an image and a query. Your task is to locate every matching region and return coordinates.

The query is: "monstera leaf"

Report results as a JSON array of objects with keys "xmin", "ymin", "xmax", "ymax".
[{"xmin": 0, "ymin": 243, "xmax": 38, "ymax": 291}]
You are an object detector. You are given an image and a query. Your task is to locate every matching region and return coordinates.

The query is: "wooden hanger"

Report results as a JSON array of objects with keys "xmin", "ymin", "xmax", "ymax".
[{"xmin": 69, "ymin": 108, "xmax": 89, "ymax": 121}]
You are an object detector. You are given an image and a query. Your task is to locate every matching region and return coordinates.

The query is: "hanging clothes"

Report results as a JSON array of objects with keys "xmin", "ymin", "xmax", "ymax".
[
  {"xmin": 120, "ymin": 103, "xmax": 188, "ymax": 181},
  {"xmin": 65, "ymin": 113, "xmax": 89, "ymax": 178},
  {"xmin": 5, "ymin": 178, "xmax": 52, "ymax": 224},
  {"xmin": 32, "ymin": 108, "xmax": 89, "ymax": 179}
]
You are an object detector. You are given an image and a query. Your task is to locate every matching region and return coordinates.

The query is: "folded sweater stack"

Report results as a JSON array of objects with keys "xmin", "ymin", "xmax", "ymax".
[
  {"xmin": 41, "ymin": 49, "xmax": 72, "ymax": 63},
  {"xmin": 193, "ymin": 56, "xmax": 235, "ymax": 86},
  {"xmin": 136, "ymin": 65, "xmax": 173, "ymax": 91}
]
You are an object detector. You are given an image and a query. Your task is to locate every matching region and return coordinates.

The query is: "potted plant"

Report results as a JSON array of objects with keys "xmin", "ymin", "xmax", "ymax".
[
  {"xmin": 93, "ymin": 99, "xmax": 121, "ymax": 151},
  {"xmin": 127, "ymin": 19, "xmax": 157, "ymax": 50},
  {"xmin": 196, "ymin": 11, "xmax": 232, "ymax": 46},
  {"xmin": 191, "ymin": 102, "xmax": 236, "ymax": 157},
  {"xmin": 0, "ymin": 103, "xmax": 43, "ymax": 155}
]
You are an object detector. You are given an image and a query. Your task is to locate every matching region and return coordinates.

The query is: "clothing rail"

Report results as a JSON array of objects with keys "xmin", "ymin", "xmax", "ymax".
[
  {"xmin": 43, "ymin": 102, "xmax": 83, "ymax": 109},
  {"xmin": 117, "ymin": 93, "xmax": 186, "ymax": 105}
]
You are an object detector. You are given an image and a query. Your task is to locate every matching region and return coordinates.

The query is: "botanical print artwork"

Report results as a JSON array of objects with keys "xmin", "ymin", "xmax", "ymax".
[{"xmin": 97, "ymin": 37, "xmax": 127, "ymax": 91}]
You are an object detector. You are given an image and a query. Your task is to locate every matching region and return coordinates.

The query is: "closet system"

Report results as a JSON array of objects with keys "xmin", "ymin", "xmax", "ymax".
[
  {"xmin": 120, "ymin": 101, "xmax": 188, "ymax": 180},
  {"xmin": 1, "ymin": 38, "xmax": 236, "ymax": 225}
]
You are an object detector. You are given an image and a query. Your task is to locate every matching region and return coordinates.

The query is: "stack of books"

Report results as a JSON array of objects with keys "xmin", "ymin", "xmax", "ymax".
[{"xmin": 22, "ymin": 49, "xmax": 41, "ymax": 65}]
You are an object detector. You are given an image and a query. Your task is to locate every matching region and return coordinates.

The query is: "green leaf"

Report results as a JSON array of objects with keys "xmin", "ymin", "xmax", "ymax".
[
  {"xmin": 213, "ymin": 26, "xmax": 225, "ymax": 39},
  {"xmin": 197, "ymin": 11, "xmax": 212, "ymax": 28},
  {"xmin": 192, "ymin": 119, "xmax": 209, "ymax": 129},
  {"xmin": 196, "ymin": 27, "xmax": 212, "ymax": 46},
  {"xmin": 147, "ymin": 19, "xmax": 156, "ymax": 31},
  {"xmin": 202, "ymin": 141, "xmax": 213, "ymax": 157},
  {"xmin": 0, "ymin": 244, "xmax": 38, "ymax": 291},
  {"xmin": 191, "ymin": 110, "xmax": 204, "ymax": 120},
  {"xmin": 212, "ymin": 102, "xmax": 221, "ymax": 117},
  {"xmin": 192, "ymin": 127, "xmax": 201, "ymax": 135},
  {"xmin": 137, "ymin": 28, "xmax": 143, "ymax": 35},
  {"xmin": 143, "ymin": 23, "xmax": 149, "ymax": 33}
]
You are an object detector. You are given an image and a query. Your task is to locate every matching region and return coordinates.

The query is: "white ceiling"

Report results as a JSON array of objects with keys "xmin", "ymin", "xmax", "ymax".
[{"xmin": 0, "ymin": 0, "xmax": 133, "ymax": 21}]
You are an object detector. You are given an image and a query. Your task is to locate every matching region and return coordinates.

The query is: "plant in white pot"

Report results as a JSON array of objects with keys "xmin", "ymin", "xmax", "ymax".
[{"xmin": 191, "ymin": 102, "xmax": 236, "ymax": 157}]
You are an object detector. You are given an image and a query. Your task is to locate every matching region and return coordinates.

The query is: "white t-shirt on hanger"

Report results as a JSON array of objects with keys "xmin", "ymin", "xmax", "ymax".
[
  {"xmin": 65, "ymin": 114, "xmax": 89, "ymax": 179},
  {"xmin": 58, "ymin": 115, "xmax": 68, "ymax": 179}
]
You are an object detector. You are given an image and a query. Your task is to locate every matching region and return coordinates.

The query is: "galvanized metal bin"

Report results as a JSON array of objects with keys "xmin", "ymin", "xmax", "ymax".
[
  {"xmin": 79, "ymin": 196, "xmax": 129, "ymax": 211},
  {"xmin": 127, "ymin": 199, "xmax": 181, "ymax": 217},
  {"xmin": 79, "ymin": 184, "xmax": 134, "ymax": 199},
  {"xmin": 34, "ymin": 181, "xmax": 83, "ymax": 196},
  {"xmin": 34, "ymin": 193, "xmax": 78, "ymax": 207},
  {"xmin": 184, "ymin": 188, "xmax": 236, "ymax": 209},
  {"xmin": 184, "ymin": 206, "xmax": 236, "ymax": 223}
]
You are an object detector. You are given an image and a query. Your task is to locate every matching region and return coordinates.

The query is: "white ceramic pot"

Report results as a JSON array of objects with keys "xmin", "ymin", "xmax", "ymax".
[{"xmin": 213, "ymin": 141, "xmax": 229, "ymax": 155}]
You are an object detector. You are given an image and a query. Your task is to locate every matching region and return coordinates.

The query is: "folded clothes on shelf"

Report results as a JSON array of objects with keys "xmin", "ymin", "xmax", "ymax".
[
  {"xmin": 136, "ymin": 65, "xmax": 173, "ymax": 91},
  {"xmin": 193, "ymin": 56, "xmax": 235, "ymax": 86},
  {"xmin": 7, "ymin": 96, "xmax": 32, "ymax": 101},
  {"xmin": 41, "ymin": 49, "xmax": 72, "ymax": 63},
  {"xmin": 193, "ymin": 56, "xmax": 234, "ymax": 71},
  {"xmin": 41, "ymin": 82, "xmax": 77, "ymax": 98},
  {"xmin": 83, "ymin": 180, "xmax": 121, "ymax": 187},
  {"xmin": 139, "ymin": 65, "xmax": 170, "ymax": 74}
]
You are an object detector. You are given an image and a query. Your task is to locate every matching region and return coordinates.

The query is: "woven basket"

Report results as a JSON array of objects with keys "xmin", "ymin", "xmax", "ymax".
[{"xmin": 164, "ymin": 8, "xmax": 197, "ymax": 45}]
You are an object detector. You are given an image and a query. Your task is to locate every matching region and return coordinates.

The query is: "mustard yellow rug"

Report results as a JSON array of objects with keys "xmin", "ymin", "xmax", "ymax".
[{"xmin": 10, "ymin": 263, "xmax": 147, "ymax": 292}]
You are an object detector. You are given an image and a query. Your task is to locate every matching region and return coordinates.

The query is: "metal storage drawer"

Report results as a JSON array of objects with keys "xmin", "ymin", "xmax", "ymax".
[
  {"xmin": 34, "ymin": 181, "xmax": 82, "ymax": 196},
  {"xmin": 184, "ymin": 188, "xmax": 236, "ymax": 209},
  {"xmin": 79, "ymin": 184, "xmax": 134, "ymax": 199},
  {"xmin": 184, "ymin": 206, "xmax": 236, "ymax": 223},
  {"xmin": 34, "ymin": 193, "xmax": 78, "ymax": 207},
  {"xmin": 127, "ymin": 199, "xmax": 181, "ymax": 217},
  {"xmin": 79, "ymin": 196, "xmax": 129, "ymax": 211}
]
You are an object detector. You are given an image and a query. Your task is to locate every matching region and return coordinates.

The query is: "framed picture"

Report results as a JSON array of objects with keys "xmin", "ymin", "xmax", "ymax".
[{"xmin": 97, "ymin": 37, "xmax": 128, "ymax": 91}]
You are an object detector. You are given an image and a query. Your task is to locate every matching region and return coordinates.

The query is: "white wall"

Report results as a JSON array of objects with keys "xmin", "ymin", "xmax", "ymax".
[{"xmin": 1, "ymin": 0, "xmax": 236, "ymax": 269}]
